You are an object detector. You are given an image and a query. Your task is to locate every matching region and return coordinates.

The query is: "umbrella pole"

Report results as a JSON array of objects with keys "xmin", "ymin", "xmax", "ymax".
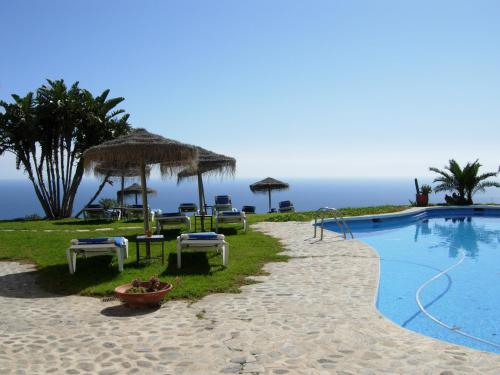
[
  {"xmin": 135, "ymin": 192, "xmax": 138, "ymax": 205},
  {"xmin": 197, "ymin": 172, "xmax": 205, "ymax": 231},
  {"xmin": 140, "ymin": 160, "xmax": 151, "ymax": 257},
  {"xmin": 268, "ymin": 189, "xmax": 272, "ymax": 213},
  {"xmin": 201, "ymin": 181, "xmax": 207, "ymax": 212},
  {"xmin": 201, "ymin": 180, "xmax": 208, "ymax": 229},
  {"xmin": 120, "ymin": 175, "xmax": 125, "ymax": 219}
]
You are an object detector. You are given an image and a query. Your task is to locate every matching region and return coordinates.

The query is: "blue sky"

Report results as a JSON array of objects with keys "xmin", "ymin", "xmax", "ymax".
[{"xmin": 1, "ymin": 0, "xmax": 499, "ymax": 179}]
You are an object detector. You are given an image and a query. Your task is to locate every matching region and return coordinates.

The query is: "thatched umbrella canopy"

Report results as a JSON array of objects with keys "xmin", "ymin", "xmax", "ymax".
[
  {"xmin": 176, "ymin": 147, "xmax": 236, "ymax": 216},
  {"xmin": 250, "ymin": 177, "xmax": 289, "ymax": 212},
  {"xmin": 117, "ymin": 182, "xmax": 156, "ymax": 205},
  {"xmin": 94, "ymin": 163, "xmax": 150, "ymax": 208},
  {"xmin": 84, "ymin": 128, "xmax": 198, "ymax": 238}
]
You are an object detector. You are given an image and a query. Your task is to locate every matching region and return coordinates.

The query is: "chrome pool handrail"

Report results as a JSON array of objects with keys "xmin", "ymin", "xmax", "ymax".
[{"xmin": 313, "ymin": 207, "xmax": 354, "ymax": 240}]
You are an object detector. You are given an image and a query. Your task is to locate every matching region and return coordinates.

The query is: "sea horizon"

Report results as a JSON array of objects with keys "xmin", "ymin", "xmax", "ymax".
[{"xmin": 2, "ymin": 176, "xmax": 500, "ymax": 220}]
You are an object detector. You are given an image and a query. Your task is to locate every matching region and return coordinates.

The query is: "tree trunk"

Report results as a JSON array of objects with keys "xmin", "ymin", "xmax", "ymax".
[
  {"xmin": 467, "ymin": 192, "xmax": 473, "ymax": 205},
  {"xmin": 20, "ymin": 152, "xmax": 55, "ymax": 219},
  {"xmin": 27, "ymin": 173, "xmax": 52, "ymax": 218},
  {"xmin": 64, "ymin": 161, "xmax": 85, "ymax": 218},
  {"xmin": 32, "ymin": 154, "xmax": 55, "ymax": 218}
]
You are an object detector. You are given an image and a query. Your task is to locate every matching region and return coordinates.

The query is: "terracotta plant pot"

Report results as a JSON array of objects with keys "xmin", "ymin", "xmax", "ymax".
[
  {"xmin": 114, "ymin": 282, "xmax": 173, "ymax": 308},
  {"xmin": 416, "ymin": 194, "xmax": 429, "ymax": 207}
]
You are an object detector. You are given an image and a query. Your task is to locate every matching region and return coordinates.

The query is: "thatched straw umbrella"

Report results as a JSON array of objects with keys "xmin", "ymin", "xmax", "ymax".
[
  {"xmin": 94, "ymin": 163, "xmax": 150, "ymax": 208},
  {"xmin": 250, "ymin": 177, "xmax": 289, "ymax": 213},
  {"xmin": 118, "ymin": 182, "xmax": 156, "ymax": 205},
  {"xmin": 175, "ymin": 147, "xmax": 235, "ymax": 230},
  {"xmin": 83, "ymin": 128, "xmax": 198, "ymax": 241}
]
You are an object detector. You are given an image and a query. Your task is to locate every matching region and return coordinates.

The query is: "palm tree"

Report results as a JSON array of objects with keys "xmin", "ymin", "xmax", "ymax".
[
  {"xmin": 429, "ymin": 159, "xmax": 500, "ymax": 205},
  {"xmin": 0, "ymin": 79, "xmax": 130, "ymax": 218}
]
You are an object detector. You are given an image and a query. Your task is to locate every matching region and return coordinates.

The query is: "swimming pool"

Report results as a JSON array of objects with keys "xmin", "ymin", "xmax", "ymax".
[{"xmin": 323, "ymin": 207, "xmax": 500, "ymax": 354}]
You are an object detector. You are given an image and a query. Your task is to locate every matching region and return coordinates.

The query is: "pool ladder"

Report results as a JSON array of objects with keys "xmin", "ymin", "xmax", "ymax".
[{"xmin": 314, "ymin": 207, "xmax": 354, "ymax": 240}]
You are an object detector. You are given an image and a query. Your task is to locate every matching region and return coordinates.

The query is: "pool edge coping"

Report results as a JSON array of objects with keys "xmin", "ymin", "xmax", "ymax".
[{"xmin": 315, "ymin": 205, "xmax": 500, "ymax": 225}]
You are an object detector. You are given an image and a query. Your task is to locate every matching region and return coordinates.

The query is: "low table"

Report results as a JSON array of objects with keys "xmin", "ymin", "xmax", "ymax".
[
  {"xmin": 194, "ymin": 214, "xmax": 213, "ymax": 232},
  {"xmin": 136, "ymin": 234, "xmax": 165, "ymax": 265}
]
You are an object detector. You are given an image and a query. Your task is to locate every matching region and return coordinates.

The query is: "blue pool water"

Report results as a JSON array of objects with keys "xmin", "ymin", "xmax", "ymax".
[{"xmin": 324, "ymin": 208, "xmax": 500, "ymax": 354}]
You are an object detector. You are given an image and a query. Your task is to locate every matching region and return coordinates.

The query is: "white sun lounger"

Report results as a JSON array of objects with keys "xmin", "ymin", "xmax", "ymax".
[
  {"xmin": 124, "ymin": 205, "xmax": 151, "ymax": 221},
  {"xmin": 155, "ymin": 213, "xmax": 191, "ymax": 233},
  {"xmin": 176, "ymin": 232, "xmax": 228, "ymax": 268},
  {"xmin": 215, "ymin": 211, "xmax": 247, "ymax": 232},
  {"xmin": 82, "ymin": 205, "xmax": 106, "ymax": 220},
  {"xmin": 67, "ymin": 237, "xmax": 129, "ymax": 274},
  {"xmin": 278, "ymin": 200, "xmax": 295, "ymax": 213}
]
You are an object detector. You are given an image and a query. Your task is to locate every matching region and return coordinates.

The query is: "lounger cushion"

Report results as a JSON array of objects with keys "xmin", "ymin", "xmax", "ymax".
[
  {"xmin": 179, "ymin": 203, "xmax": 197, "ymax": 209},
  {"xmin": 77, "ymin": 237, "xmax": 112, "ymax": 244},
  {"xmin": 86, "ymin": 204, "xmax": 103, "ymax": 209},
  {"xmin": 187, "ymin": 232, "xmax": 219, "ymax": 240},
  {"xmin": 130, "ymin": 204, "xmax": 143, "ymax": 208},
  {"xmin": 113, "ymin": 237, "xmax": 126, "ymax": 247},
  {"xmin": 219, "ymin": 211, "xmax": 242, "ymax": 216},
  {"xmin": 279, "ymin": 201, "xmax": 292, "ymax": 208},
  {"xmin": 159, "ymin": 212, "xmax": 185, "ymax": 217},
  {"xmin": 77, "ymin": 237, "xmax": 125, "ymax": 247},
  {"xmin": 215, "ymin": 196, "xmax": 231, "ymax": 204}
]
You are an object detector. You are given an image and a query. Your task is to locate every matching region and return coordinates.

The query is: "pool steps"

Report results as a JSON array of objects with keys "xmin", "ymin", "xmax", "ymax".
[{"xmin": 313, "ymin": 207, "xmax": 354, "ymax": 240}]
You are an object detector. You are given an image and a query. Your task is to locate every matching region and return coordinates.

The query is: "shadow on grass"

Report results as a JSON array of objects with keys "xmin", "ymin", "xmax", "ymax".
[
  {"xmin": 101, "ymin": 304, "xmax": 160, "ymax": 317},
  {"xmin": 53, "ymin": 219, "xmax": 113, "ymax": 226},
  {"xmin": 35, "ymin": 256, "xmax": 121, "ymax": 296},
  {"xmin": 215, "ymin": 227, "xmax": 239, "ymax": 236},
  {"xmin": 123, "ymin": 219, "xmax": 144, "ymax": 224},
  {"xmin": 162, "ymin": 253, "xmax": 224, "ymax": 276},
  {"xmin": 5, "ymin": 218, "xmax": 45, "ymax": 223},
  {"xmin": 156, "ymin": 228, "xmax": 183, "ymax": 240}
]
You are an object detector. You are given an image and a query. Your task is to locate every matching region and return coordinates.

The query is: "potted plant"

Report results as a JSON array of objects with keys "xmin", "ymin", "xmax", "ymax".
[
  {"xmin": 114, "ymin": 276, "xmax": 173, "ymax": 308},
  {"xmin": 416, "ymin": 184, "xmax": 432, "ymax": 207}
]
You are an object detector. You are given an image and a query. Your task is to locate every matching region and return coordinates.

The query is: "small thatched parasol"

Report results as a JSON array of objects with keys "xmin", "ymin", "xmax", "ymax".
[
  {"xmin": 94, "ymin": 163, "xmax": 150, "ymax": 208},
  {"xmin": 118, "ymin": 182, "xmax": 156, "ymax": 205},
  {"xmin": 176, "ymin": 147, "xmax": 236, "ymax": 218},
  {"xmin": 250, "ymin": 177, "xmax": 289, "ymax": 213},
  {"xmin": 84, "ymin": 128, "xmax": 198, "ymax": 241}
]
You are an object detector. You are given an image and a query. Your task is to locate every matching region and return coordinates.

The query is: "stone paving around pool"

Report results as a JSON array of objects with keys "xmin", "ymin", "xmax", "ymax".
[{"xmin": 0, "ymin": 222, "xmax": 499, "ymax": 374}]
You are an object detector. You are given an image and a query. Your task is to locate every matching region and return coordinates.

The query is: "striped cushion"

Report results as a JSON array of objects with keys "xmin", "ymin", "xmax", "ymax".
[
  {"xmin": 77, "ymin": 237, "xmax": 124, "ymax": 247},
  {"xmin": 187, "ymin": 232, "xmax": 219, "ymax": 240},
  {"xmin": 159, "ymin": 212, "xmax": 185, "ymax": 217},
  {"xmin": 219, "ymin": 211, "xmax": 241, "ymax": 217},
  {"xmin": 215, "ymin": 196, "xmax": 231, "ymax": 204}
]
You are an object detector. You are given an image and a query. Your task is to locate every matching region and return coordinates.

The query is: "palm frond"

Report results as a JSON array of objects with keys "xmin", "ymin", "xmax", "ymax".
[{"xmin": 473, "ymin": 181, "xmax": 500, "ymax": 194}]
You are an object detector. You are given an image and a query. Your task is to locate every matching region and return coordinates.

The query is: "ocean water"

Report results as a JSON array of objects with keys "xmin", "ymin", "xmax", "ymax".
[{"xmin": 1, "ymin": 177, "xmax": 500, "ymax": 220}]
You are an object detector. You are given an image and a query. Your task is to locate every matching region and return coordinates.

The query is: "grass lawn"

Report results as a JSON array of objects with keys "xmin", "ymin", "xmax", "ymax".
[
  {"xmin": 246, "ymin": 205, "xmax": 409, "ymax": 224},
  {"xmin": 0, "ymin": 205, "xmax": 408, "ymax": 300}
]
